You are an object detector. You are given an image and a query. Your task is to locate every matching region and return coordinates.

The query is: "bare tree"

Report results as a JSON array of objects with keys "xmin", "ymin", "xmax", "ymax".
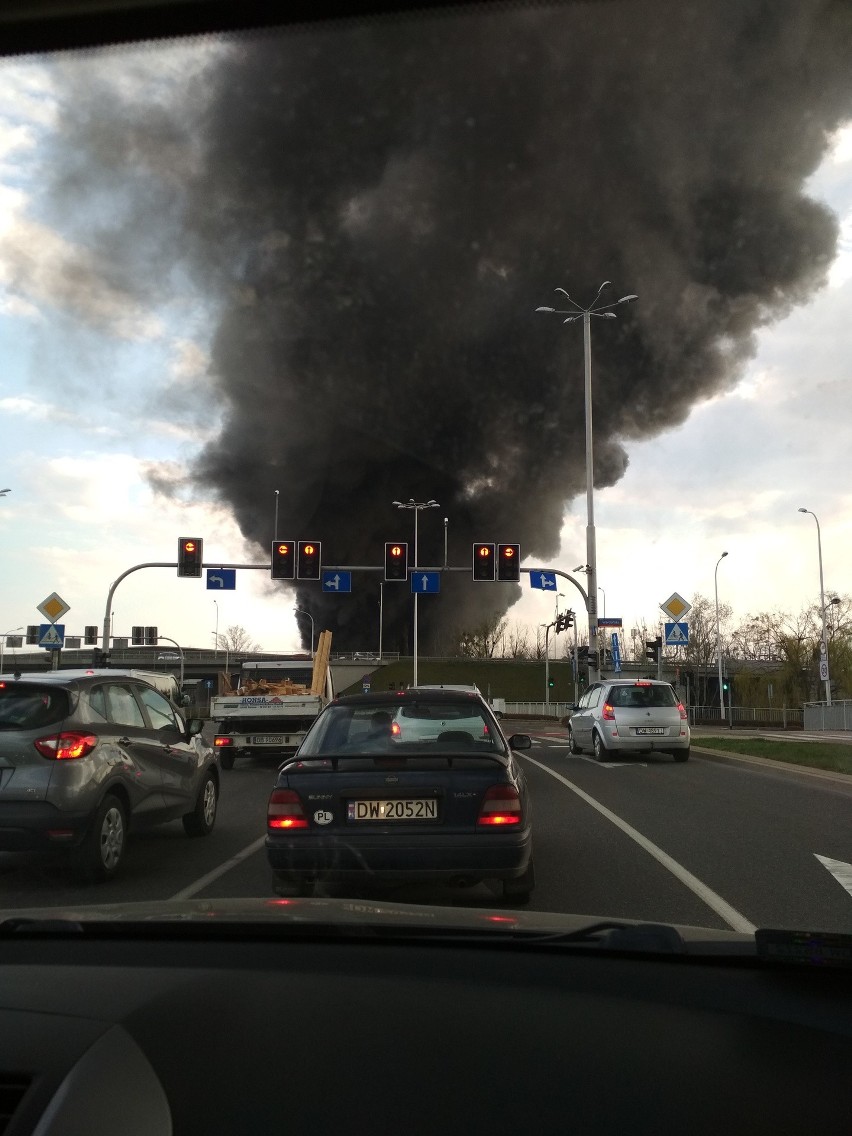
[{"xmin": 216, "ymin": 624, "xmax": 262, "ymax": 653}]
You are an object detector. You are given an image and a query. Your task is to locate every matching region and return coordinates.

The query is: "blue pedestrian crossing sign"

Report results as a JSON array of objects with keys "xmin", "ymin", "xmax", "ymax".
[
  {"xmin": 206, "ymin": 569, "xmax": 236, "ymax": 590},
  {"xmin": 38, "ymin": 623, "xmax": 65, "ymax": 649},
  {"xmin": 664, "ymin": 621, "xmax": 689, "ymax": 646},
  {"xmin": 411, "ymin": 572, "xmax": 440, "ymax": 594},
  {"xmin": 529, "ymin": 571, "xmax": 557, "ymax": 590},
  {"xmin": 322, "ymin": 571, "xmax": 352, "ymax": 593}
]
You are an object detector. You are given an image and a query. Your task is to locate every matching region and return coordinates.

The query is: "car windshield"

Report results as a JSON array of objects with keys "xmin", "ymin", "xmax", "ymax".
[{"xmin": 1, "ymin": 0, "xmax": 852, "ymax": 950}]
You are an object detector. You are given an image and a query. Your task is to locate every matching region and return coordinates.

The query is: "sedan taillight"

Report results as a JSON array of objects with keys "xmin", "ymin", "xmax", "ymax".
[
  {"xmin": 34, "ymin": 732, "xmax": 98, "ymax": 760},
  {"xmin": 477, "ymin": 785, "xmax": 522, "ymax": 827},
  {"xmin": 267, "ymin": 788, "xmax": 309, "ymax": 830}
]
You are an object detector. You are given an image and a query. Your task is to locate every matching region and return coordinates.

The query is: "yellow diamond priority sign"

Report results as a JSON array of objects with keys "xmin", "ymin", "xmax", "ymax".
[
  {"xmin": 37, "ymin": 592, "xmax": 70, "ymax": 623},
  {"xmin": 660, "ymin": 592, "xmax": 692, "ymax": 621}
]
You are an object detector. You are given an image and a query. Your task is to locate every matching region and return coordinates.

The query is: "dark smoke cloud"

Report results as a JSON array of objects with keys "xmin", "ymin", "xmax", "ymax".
[{"xmin": 41, "ymin": 0, "xmax": 852, "ymax": 650}]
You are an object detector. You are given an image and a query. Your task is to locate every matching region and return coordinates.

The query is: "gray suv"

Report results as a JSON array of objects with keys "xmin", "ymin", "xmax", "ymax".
[
  {"xmin": 568, "ymin": 679, "xmax": 691, "ymax": 762},
  {"xmin": 0, "ymin": 671, "xmax": 220, "ymax": 880}
]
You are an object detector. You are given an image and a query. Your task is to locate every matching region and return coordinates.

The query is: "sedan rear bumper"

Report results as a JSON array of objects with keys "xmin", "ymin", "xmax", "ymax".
[{"xmin": 266, "ymin": 827, "xmax": 533, "ymax": 882}]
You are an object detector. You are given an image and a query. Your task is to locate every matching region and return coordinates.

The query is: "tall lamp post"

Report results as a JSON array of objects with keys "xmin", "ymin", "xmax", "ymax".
[
  {"xmin": 392, "ymin": 498, "xmax": 440, "ymax": 686},
  {"xmin": 273, "ymin": 489, "xmax": 280, "ymax": 541},
  {"xmin": 714, "ymin": 552, "xmax": 729, "ymax": 725},
  {"xmin": 213, "ymin": 599, "xmax": 219, "ymax": 657},
  {"xmin": 537, "ymin": 283, "xmax": 637, "ymax": 684},
  {"xmin": 798, "ymin": 507, "xmax": 832, "ymax": 705},
  {"xmin": 294, "ymin": 606, "xmax": 315, "ymax": 659},
  {"xmin": 541, "ymin": 623, "xmax": 552, "ymax": 707}
]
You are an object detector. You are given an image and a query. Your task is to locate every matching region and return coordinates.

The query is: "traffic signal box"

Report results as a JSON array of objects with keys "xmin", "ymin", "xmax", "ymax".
[
  {"xmin": 384, "ymin": 542, "xmax": 409, "ymax": 581},
  {"xmin": 297, "ymin": 540, "xmax": 321, "ymax": 580},
  {"xmin": 497, "ymin": 543, "xmax": 521, "ymax": 582},
  {"xmin": 271, "ymin": 540, "xmax": 295, "ymax": 580},
  {"xmin": 177, "ymin": 537, "xmax": 203, "ymax": 577},
  {"xmin": 645, "ymin": 637, "xmax": 662, "ymax": 663},
  {"xmin": 472, "ymin": 543, "xmax": 496, "ymax": 581}
]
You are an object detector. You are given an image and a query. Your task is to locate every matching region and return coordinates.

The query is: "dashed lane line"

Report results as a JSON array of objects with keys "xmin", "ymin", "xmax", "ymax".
[{"xmin": 519, "ymin": 751, "xmax": 757, "ymax": 934}]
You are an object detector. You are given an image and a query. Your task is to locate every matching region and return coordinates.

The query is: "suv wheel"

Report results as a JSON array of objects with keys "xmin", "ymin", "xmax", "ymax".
[
  {"xmin": 76, "ymin": 793, "xmax": 127, "ymax": 882},
  {"xmin": 593, "ymin": 731, "xmax": 609, "ymax": 763},
  {"xmin": 568, "ymin": 727, "xmax": 582, "ymax": 755},
  {"xmin": 183, "ymin": 771, "xmax": 218, "ymax": 836}
]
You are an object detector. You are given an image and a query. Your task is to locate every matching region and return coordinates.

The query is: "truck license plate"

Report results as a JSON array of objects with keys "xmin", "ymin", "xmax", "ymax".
[
  {"xmin": 347, "ymin": 799, "xmax": 438, "ymax": 821},
  {"xmin": 255, "ymin": 735, "xmax": 287, "ymax": 745}
]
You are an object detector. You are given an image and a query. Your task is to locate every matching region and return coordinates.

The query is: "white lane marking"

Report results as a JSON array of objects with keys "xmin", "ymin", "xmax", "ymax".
[
  {"xmin": 815, "ymin": 854, "xmax": 852, "ymax": 901},
  {"xmin": 170, "ymin": 835, "xmax": 267, "ymax": 901},
  {"xmin": 519, "ymin": 751, "xmax": 756, "ymax": 934}
]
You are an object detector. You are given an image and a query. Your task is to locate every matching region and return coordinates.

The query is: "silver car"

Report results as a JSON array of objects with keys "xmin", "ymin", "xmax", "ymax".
[
  {"xmin": 567, "ymin": 679, "xmax": 690, "ymax": 762},
  {"xmin": 0, "ymin": 671, "xmax": 220, "ymax": 880}
]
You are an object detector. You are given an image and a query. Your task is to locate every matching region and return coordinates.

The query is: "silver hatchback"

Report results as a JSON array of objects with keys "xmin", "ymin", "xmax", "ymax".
[
  {"xmin": 567, "ymin": 679, "xmax": 690, "ymax": 762},
  {"xmin": 0, "ymin": 671, "xmax": 221, "ymax": 880}
]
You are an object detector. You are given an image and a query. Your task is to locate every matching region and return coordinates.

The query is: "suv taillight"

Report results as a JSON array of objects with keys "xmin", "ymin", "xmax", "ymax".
[
  {"xmin": 602, "ymin": 702, "xmax": 615, "ymax": 721},
  {"xmin": 267, "ymin": 789, "xmax": 309, "ymax": 830},
  {"xmin": 34, "ymin": 732, "xmax": 98, "ymax": 760},
  {"xmin": 477, "ymin": 785, "xmax": 522, "ymax": 827},
  {"xmin": 677, "ymin": 702, "xmax": 688, "ymax": 721}
]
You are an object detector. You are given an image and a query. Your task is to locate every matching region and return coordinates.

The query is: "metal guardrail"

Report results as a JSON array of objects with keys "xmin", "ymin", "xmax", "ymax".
[
  {"xmin": 803, "ymin": 701, "xmax": 852, "ymax": 731},
  {"xmin": 690, "ymin": 705, "xmax": 803, "ymax": 728},
  {"xmin": 505, "ymin": 702, "xmax": 572, "ymax": 718}
]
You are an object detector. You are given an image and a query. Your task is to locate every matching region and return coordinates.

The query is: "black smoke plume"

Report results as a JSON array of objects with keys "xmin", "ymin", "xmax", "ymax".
[{"xmin": 43, "ymin": 0, "xmax": 852, "ymax": 650}]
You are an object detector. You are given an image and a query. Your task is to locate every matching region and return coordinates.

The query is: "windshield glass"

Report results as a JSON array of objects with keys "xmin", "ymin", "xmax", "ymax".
[{"xmin": 1, "ymin": 0, "xmax": 851, "ymax": 942}]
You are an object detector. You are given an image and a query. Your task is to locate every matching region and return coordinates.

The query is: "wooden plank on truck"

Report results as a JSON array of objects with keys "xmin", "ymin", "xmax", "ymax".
[{"xmin": 310, "ymin": 630, "xmax": 332, "ymax": 695}]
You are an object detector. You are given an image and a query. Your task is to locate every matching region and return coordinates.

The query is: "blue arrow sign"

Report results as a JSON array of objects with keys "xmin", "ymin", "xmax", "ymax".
[
  {"xmin": 529, "ymin": 571, "xmax": 557, "ymax": 590},
  {"xmin": 665, "ymin": 621, "xmax": 689, "ymax": 646},
  {"xmin": 411, "ymin": 571, "xmax": 440, "ymax": 594},
  {"xmin": 611, "ymin": 632, "xmax": 622, "ymax": 673},
  {"xmin": 322, "ymin": 570, "xmax": 352, "ymax": 593},
  {"xmin": 206, "ymin": 569, "xmax": 236, "ymax": 590},
  {"xmin": 38, "ymin": 623, "xmax": 65, "ymax": 649}
]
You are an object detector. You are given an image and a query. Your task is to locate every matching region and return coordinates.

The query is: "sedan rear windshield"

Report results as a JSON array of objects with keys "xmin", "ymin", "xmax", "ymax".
[
  {"xmin": 0, "ymin": 684, "xmax": 71, "ymax": 729},
  {"xmin": 300, "ymin": 701, "xmax": 506, "ymax": 756},
  {"xmin": 607, "ymin": 685, "xmax": 677, "ymax": 708}
]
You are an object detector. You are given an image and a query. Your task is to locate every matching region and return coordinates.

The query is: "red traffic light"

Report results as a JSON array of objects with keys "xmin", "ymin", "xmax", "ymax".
[
  {"xmin": 385, "ymin": 541, "xmax": 409, "ymax": 581},
  {"xmin": 497, "ymin": 543, "xmax": 521, "ymax": 582},
  {"xmin": 472, "ymin": 542, "xmax": 496, "ymax": 581},
  {"xmin": 177, "ymin": 536, "xmax": 203, "ymax": 577},
  {"xmin": 271, "ymin": 540, "xmax": 295, "ymax": 580},
  {"xmin": 297, "ymin": 540, "xmax": 322, "ymax": 580}
]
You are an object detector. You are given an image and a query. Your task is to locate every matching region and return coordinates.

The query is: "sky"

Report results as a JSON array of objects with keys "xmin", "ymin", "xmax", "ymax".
[{"xmin": 0, "ymin": 26, "xmax": 851, "ymax": 658}]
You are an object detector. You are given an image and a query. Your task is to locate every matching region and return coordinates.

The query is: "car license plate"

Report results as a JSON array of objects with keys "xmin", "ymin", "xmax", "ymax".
[
  {"xmin": 635, "ymin": 727, "xmax": 666, "ymax": 736},
  {"xmin": 255, "ymin": 735, "xmax": 286, "ymax": 745},
  {"xmin": 347, "ymin": 798, "xmax": 438, "ymax": 821}
]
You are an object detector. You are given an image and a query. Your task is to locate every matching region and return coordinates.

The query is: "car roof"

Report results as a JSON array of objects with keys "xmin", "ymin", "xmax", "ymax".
[
  {"xmin": 603, "ymin": 678, "xmax": 673, "ymax": 686},
  {"xmin": 333, "ymin": 689, "xmax": 489, "ymax": 708},
  {"xmin": 0, "ymin": 669, "xmax": 165, "ymax": 688}
]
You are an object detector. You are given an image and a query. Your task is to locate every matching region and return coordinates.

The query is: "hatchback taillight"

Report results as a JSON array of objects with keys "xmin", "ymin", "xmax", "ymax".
[
  {"xmin": 477, "ymin": 785, "xmax": 522, "ymax": 827},
  {"xmin": 267, "ymin": 788, "xmax": 309, "ymax": 830},
  {"xmin": 677, "ymin": 702, "xmax": 688, "ymax": 721},
  {"xmin": 602, "ymin": 702, "xmax": 615, "ymax": 721},
  {"xmin": 34, "ymin": 732, "xmax": 98, "ymax": 760}
]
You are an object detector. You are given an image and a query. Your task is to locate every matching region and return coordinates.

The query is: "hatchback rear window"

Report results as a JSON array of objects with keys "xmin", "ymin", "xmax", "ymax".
[
  {"xmin": 607, "ymin": 685, "xmax": 677, "ymax": 708},
  {"xmin": 0, "ymin": 684, "xmax": 71, "ymax": 729}
]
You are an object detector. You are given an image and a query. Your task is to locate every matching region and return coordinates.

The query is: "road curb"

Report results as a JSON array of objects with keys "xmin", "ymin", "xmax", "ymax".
[{"xmin": 691, "ymin": 745, "xmax": 852, "ymax": 785}]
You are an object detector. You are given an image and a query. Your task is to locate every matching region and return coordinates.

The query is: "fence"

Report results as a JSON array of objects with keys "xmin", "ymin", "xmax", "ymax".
[
  {"xmin": 505, "ymin": 702, "xmax": 572, "ymax": 719},
  {"xmin": 690, "ymin": 705, "xmax": 803, "ymax": 729},
  {"xmin": 803, "ymin": 701, "xmax": 852, "ymax": 731}
]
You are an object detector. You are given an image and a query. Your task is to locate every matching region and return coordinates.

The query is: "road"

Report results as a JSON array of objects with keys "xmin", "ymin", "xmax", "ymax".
[{"xmin": 3, "ymin": 722, "xmax": 852, "ymax": 934}]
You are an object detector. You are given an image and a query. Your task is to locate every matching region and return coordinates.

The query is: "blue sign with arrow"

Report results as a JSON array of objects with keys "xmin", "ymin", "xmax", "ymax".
[
  {"xmin": 322, "ymin": 571, "xmax": 352, "ymax": 593},
  {"xmin": 206, "ymin": 569, "xmax": 236, "ymax": 590},
  {"xmin": 529, "ymin": 571, "xmax": 557, "ymax": 590},
  {"xmin": 411, "ymin": 572, "xmax": 440, "ymax": 594}
]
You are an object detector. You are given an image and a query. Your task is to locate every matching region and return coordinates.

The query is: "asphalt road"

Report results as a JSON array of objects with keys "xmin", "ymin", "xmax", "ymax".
[{"xmin": 3, "ymin": 722, "xmax": 852, "ymax": 933}]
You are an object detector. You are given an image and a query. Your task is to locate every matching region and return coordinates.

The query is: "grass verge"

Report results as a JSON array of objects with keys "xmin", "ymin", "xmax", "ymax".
[{"xmin": 695, "ymin": 736, "xmax": 852, "ymax": 775}]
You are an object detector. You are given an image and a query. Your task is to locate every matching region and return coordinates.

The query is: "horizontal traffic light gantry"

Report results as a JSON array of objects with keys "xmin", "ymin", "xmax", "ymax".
[
  {"xmin": 384, "ymin": 542, "xmax": 409, "ymax": 581},
  {"xmin": 271, "ymin": 540, "xmax": 295, "ymax": 580},
  {"xmin": 177, "ymin": 537, "xmax": 203, "ymax": 577}
]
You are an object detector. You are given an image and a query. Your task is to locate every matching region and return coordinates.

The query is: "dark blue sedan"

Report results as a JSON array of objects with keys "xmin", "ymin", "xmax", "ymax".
[{"xmin": 265, "ymin": 689, "xmax": 535, "ymax": 902}]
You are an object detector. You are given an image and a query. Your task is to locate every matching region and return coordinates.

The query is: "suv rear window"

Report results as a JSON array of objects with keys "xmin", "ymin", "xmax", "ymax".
[
  {"xmin": 0, "ymin": 684, "xmax": 71, "ymax": 729},
  {"xmin": 607, "ymin": 685, "xmax": 677, "ymax": 708}
]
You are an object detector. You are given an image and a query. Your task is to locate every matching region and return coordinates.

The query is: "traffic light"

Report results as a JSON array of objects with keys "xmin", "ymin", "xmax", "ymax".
[
  {"xmin": 497, "ymin": 543, "xmax": 521, "ymax": 582},
  {"xmin": 84, "ymin": 626, "xmax": 98, "ymax": 646},
  {"xmin": 26, "ymin": 625, "xmax": 39, "ymax": 645},
  {"xmin": 472, "ymin": 543, "xmax": 496, "ymax": 581},
  {"xmin": 384, "ymin": 542, "xmax": 409, "ymax": 581},
  {"xmin": 177, "ymin": 537, "xmax": 203, "ymax": 578},
  {"xmin": 555, "ymin": 613, "xmax": 566, "ymax": 634},
  {"xmin": 132, "ymin": 626, "xmax": 145, "ymax": 646},
  {"xmin": 587, "ymin": 650, "xmax": 599, "ymax": 671},
  {"xmin": 297, "ymin": 540, "xmax": 321, "ymax": 580},
  {"xmin": 145, "ymin": 626, "xmax": 158, "ymax": 646},
  {"xmin": 564, "ymin": 610, "xmax": 575, "ymax": 628},
  {"xmin": 92, "ymin": 647, "xmax": 109, "ymax": 667},
  {"xmin": 645, "ymin": 637, "xmax": 662, "ymax": 663},
  {"xmin": 271, "ymin": 540, "xmax": 295, "ymax": 580},
  {"xmin": 548, "ymin": 677, "xmax": 555, "ymax": 688}
]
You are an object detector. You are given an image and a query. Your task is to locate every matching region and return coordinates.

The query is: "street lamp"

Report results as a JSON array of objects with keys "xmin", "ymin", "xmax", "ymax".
[
  {"xmin": 540, "ymin": 623, "xmax": 552, "ymax": 707},
  {"xmin": 0, "ymin": 627, "xmax": 23, "ymax": 674},
  {"xmin": 714, "ymin": 552, "xmax": 729, "ymax": 725},
  {"xmin": 538, "ymin": 283, "xmax": 637, "ymax": 685},
  {"xmin": 294, "ymin": 606, "xmax": 315, "ymax": 659},
  {"xmin": 798, "ymin": 508, "xmax": 832, "ymax": 705},
  {"xmin": 213, "ymin": 599, "xmax": 219, "ymax": 657},
  {"xmin": 392, "ymin": 498, "xmax": 440, "ymax": 685},
  {"xmin": 598, "ymin": 586, "xmax": 606, "ymax": 619},
  {"xmin": 273, "ymin": 489, "xmax": 280, "ymax": 541}
]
